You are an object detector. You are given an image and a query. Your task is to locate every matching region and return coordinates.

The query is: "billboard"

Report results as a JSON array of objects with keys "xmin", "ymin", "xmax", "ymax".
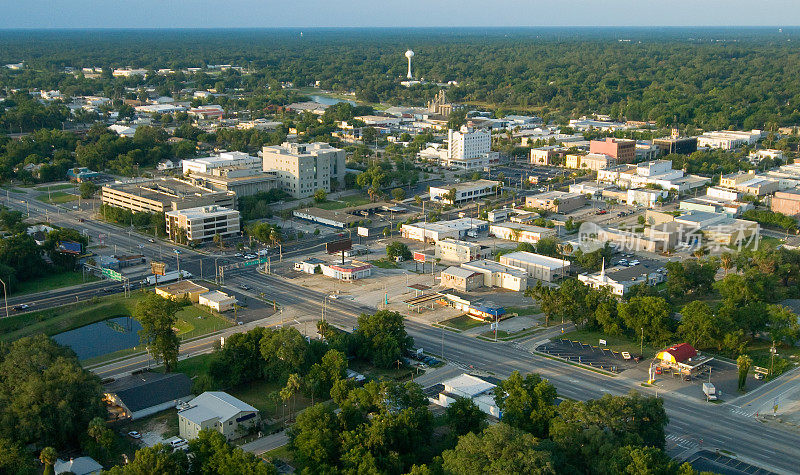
[
  {"xmin": 357, "ymin": 227, "xmax": 369, "ymax": 237},
  {"xmin": 413, "ymin": 251, "xmax": 428, "ymax": 263},
  {"xmin": 56, "ymin": 240, "xmax": 82, "ymax": 255},
  {"xmin": 326, "ymin": 238, "xmax": 352, "ymax": 254},
  {"xmin": 150, "ymin": 261, "xmax": 167, "ymax": 276}
]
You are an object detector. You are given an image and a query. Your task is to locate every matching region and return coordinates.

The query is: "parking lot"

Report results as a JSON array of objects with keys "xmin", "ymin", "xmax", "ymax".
[
  {"xmin": 537, "ymin": 339, "xmax": 641, "ymax": 373},
  {"xmin": 687, "ymin": 450, "xmax": 777, "ymax": 475}
]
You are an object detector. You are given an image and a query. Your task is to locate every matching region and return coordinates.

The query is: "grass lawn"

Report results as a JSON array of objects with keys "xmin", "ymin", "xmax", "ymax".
[
  {"xmin": 505, "ymin": 305, "xmax": 541, "ymax": 316},
  {"xmin": 441, "ymin": 314, "xmax": 486, "ymax": 331},
  {"xmin": 10, "ymin": 271, "xmax": 98, "ymax": 296},
  {"xmin": 315, "ymin": 194, "xmax": 371, "ymax": 210},
  {"xmin": 559, "ymin": 328, "xmax": 660, "ymax": 359},
  {"xmin": 36, "ymin": 191, "xmax": 77, "ymax": 204},
  {"xmin": 371, "ymin": 258, "xmax": 400, "ymax": 269},
  {"xmin": 262, "ymin": 444, "xmax": 294, "ymax": 466},
  {"xmin": 170, "ymin": 352, "xmax": 216, "ymax": 379},
  {"xmin": 35, "ymin": 183, "xmax": 76, "ymax": 192},
  {"xmin": 349, "ymin": 359, "xmax": 417, "ymax": 382},
  {"xmin": 174, "ymin": 304, "xmax": 231, "ymax": 339}
]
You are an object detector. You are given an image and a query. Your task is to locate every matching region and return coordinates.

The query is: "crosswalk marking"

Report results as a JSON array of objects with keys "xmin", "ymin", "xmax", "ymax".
[
  {"xmin": 667, "ymin": 434, "xmax": 698, "ymax": 449},
  {"xmin": 729, "ymin": 406, "xmax": 756, "ymax": 417}
]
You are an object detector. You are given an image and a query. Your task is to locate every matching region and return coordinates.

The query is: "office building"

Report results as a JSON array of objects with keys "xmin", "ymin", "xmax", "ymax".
[
  {"xmin": 526, "ymin": 191, "xmax": 586, "ymax": 213},
  {"xmin": 653, "ymin": 135, "xmax": 698, "ymax": 156},
  {"xmin": 565, "ymin": 152, "xmax": 616, "ymax": 171},
  {"xmin": 636, "ymin": 142, "xmax": 660, "ymax": 161},
  {"xmin": 530, "ymin": 146, "xmax": 563, "ymax": 166},
  {"xmin": 435, "ymin": 238, "xmax": 491, "ymax": 264},
  {"xmin": 165, "ymin": 205, "xmax": 240, "ymax": 243},
  {"xmin": 627, "ymin": 188, "xmax": 669, "ymax": 208},
  {"xmin": 443, "ymin": 126, "xmax": 499, "ymax": 170},
  {"xmin": 429, "ymin": 179, "xmax": 500, "ymax": 204},
  {"xmin": 498, "ymin": 251, "xmax": 571, "ymax": 282},
  {"xmin": 597, "ymin": 159, "xmax": 709, "ymax": 193},
  {"xmin": 590, "ymin": 138, "xmax": 636, "ymax": 163},
  {"xmin": 101, "ymin": 178, "xmax": 235, "ymax": 215},
  {"xmin": 262, "ymin": 142, "xmax": 346, "ymax": 198},
  {"xmin": 185, "ymin": 167, "xmax": 277, "ymax": 198}
]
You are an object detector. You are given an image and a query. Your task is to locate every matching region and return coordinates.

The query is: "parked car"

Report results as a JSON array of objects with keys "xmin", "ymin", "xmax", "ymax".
[
  {"xmin": 239, "ymin": 284, "xmax": 251, "ymax": 291},
  {"xmin": 127, "ymin": 431, "xmax": 141, "ymax": 439},
  {"xmin": 169, "ymin": 438, "xmax": 187, "ymax": 448}
]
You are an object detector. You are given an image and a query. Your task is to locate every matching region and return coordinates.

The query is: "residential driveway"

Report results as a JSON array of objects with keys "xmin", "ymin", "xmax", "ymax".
[
  {"xmin": 141, "ymin": 431, "xmax": 167, "ymax": 448},
  {"xmin": 241, "ymin": 431, "xmax": 288, "ymax": 455}
]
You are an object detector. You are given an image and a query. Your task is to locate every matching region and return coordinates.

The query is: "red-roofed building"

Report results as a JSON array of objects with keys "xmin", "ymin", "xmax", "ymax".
[{"xmin": 656, "ymin": 343, "xmax": 697, "ymax": 365}]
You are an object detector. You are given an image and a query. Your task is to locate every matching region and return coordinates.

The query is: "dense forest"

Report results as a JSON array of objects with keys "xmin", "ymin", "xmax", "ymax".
[{"xmin": 3, "ymin": 28, "xmax": 800, "ymax": 129}]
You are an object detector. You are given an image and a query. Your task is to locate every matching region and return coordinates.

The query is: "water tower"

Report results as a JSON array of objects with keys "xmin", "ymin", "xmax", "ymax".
[{"xmin": 405, "ymin": 50, "xmax": 415, "ymax": 79}]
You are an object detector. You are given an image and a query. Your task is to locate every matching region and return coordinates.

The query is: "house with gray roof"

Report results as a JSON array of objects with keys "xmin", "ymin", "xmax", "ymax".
[
  {"xmin": 104, "ymin": 372, "xmax": 192, "ymax": 420},
  {"xmin": 178, "ymin": 391, "xmax": 259, "ymax": 441}
]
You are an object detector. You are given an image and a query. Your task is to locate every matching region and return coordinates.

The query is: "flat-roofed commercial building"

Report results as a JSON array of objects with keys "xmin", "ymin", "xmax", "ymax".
[
  {"xmin": 155, "ymin": 280, "xmax": 210, "ymax": 303},
  {"xmin": 653, "ymin": 136, "xmax": 698, "ymax": 156},
  {"xmin": 102, "ymin": 178, "xmax": 235, "ymax": 215},
  {"xmin": 772, "ymin": 189, "xmax": 800, "ymax": 216},
  {"xmin": 182, "ymin": 151, "xmax": 261, "ymax": 175},
  {"xmin": 435, "ymin": 238, "xmax": 491, "ymax": 264},
  {"xmin": 165, "ymin": 205, "xmax": 240, "ymax": 243},
  {"xmin": 185, "ymin": 167, "xmax": 277, "ymax": 197},
  {"xmin": 499, "ymin": 251, "xmax": 571, "ymax": 282},
  {"xmin": 440, "ymin": 266, "xmax": 484, "ymax": 292},
  {"xmin": 401, "ymin": 218, "xmax": 489, "ymax": 243},
  {"xmin": 262, "ymin": 142, "xmax": 346, "ymax": 198},
  {"xmin": 489, "ymin": 222, "xmax": 556, "ymax": 244},
  {"xmin": 590, "ymin": 137, "xmax": 636, "ymax": 163},
  {"xmin": 429, "ymin": 179, "xmax": 499, "ymax": 204},
  {"xmin": 460, "ymin": 260, "xmax": 528, "ymax": 292},
  {"xmin": 525, "ymin": 191, "xmax": 586, "ymax": 213}
]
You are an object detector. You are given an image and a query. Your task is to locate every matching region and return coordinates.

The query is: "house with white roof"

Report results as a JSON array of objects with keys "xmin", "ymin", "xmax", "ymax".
[
  {"xmin": 430, "ymin": 373, "xmax": 501, "ymax": 418},
  {"xmin": 178, "ymin": 391, "xmax": 259, "ymax": 441}
]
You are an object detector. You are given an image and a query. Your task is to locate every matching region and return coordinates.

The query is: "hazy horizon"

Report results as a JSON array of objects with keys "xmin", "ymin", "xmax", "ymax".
[{"xmin": 3, "ymin": 1, "xmax": 800, "ymax": 29}]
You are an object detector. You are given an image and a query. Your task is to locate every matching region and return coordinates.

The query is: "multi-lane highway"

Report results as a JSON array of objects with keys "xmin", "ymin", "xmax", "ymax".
[{"xmin": 7, "ymin": 190, "xmax": 800, "ymax": 474}]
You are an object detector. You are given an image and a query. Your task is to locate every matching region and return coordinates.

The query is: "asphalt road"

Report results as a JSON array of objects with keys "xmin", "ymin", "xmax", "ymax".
[{"xmin": 7, "ymin": 189, "xmax": 800, "ymax": 474}]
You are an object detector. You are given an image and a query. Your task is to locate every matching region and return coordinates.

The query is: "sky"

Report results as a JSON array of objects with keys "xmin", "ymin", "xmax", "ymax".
[{"xmin": 3, "ymin": 0, "xmax": 800, "ymax": 29}]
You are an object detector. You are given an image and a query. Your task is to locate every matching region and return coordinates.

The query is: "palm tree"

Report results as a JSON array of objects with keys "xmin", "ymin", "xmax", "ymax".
[
  {"xmin": 720, "ymin": 252, "xmax": 734, "ymax": 276},
  {"xmin": 40, "ymin": 447, "xmax": 57, "ymax": 475},
  {"xmin": 269, "ymin": 228, "xmax": 282, "ymax": 247},
  {"xmin": 281, "ymin": 373, "xmax": 301, "ymax": 422}
]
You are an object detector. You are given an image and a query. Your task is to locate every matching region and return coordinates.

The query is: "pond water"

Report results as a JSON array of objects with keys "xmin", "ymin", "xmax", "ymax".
[
  {"xmin": 310, "ymin": 95, "xmax": 356, "ymax": 106},
  {"xmin": 52, "ymin": 316, "xmax": 143, "ymax": 360}
]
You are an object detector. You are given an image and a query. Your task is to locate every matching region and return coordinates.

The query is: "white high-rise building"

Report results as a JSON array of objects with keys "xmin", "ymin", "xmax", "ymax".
[{"xmin": 443, "ymin": 126, "xmax": 498, "ymax": 170}]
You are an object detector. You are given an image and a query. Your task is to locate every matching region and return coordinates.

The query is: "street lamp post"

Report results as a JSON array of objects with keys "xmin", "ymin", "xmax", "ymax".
[{"xmin": 174, "ymin": 249, "xmax": 182, "ymax": 280}]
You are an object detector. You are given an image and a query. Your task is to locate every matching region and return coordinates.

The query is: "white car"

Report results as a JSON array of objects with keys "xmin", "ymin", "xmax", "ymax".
[{"xmin": 127, "ymin": 431, "xmax": 141, "ymax": 439}]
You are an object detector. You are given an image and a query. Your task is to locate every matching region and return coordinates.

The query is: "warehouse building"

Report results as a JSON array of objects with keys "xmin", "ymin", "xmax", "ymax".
[{"xmin": 499, "ymin": 251, "xmax": 571, "ymax": 282}]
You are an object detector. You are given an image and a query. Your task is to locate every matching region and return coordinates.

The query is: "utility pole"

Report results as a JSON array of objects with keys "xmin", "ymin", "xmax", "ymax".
[
  {"xmin": 640, "ymin": 327, "xmax": 644, "ymax": 357},
  {"xmin": 0, "ymin": 278, "xmax": 8, "ymax": 319},
  {"xmin": 175, "ymin": 249, "xmax": 182, "ymax": 280}
]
